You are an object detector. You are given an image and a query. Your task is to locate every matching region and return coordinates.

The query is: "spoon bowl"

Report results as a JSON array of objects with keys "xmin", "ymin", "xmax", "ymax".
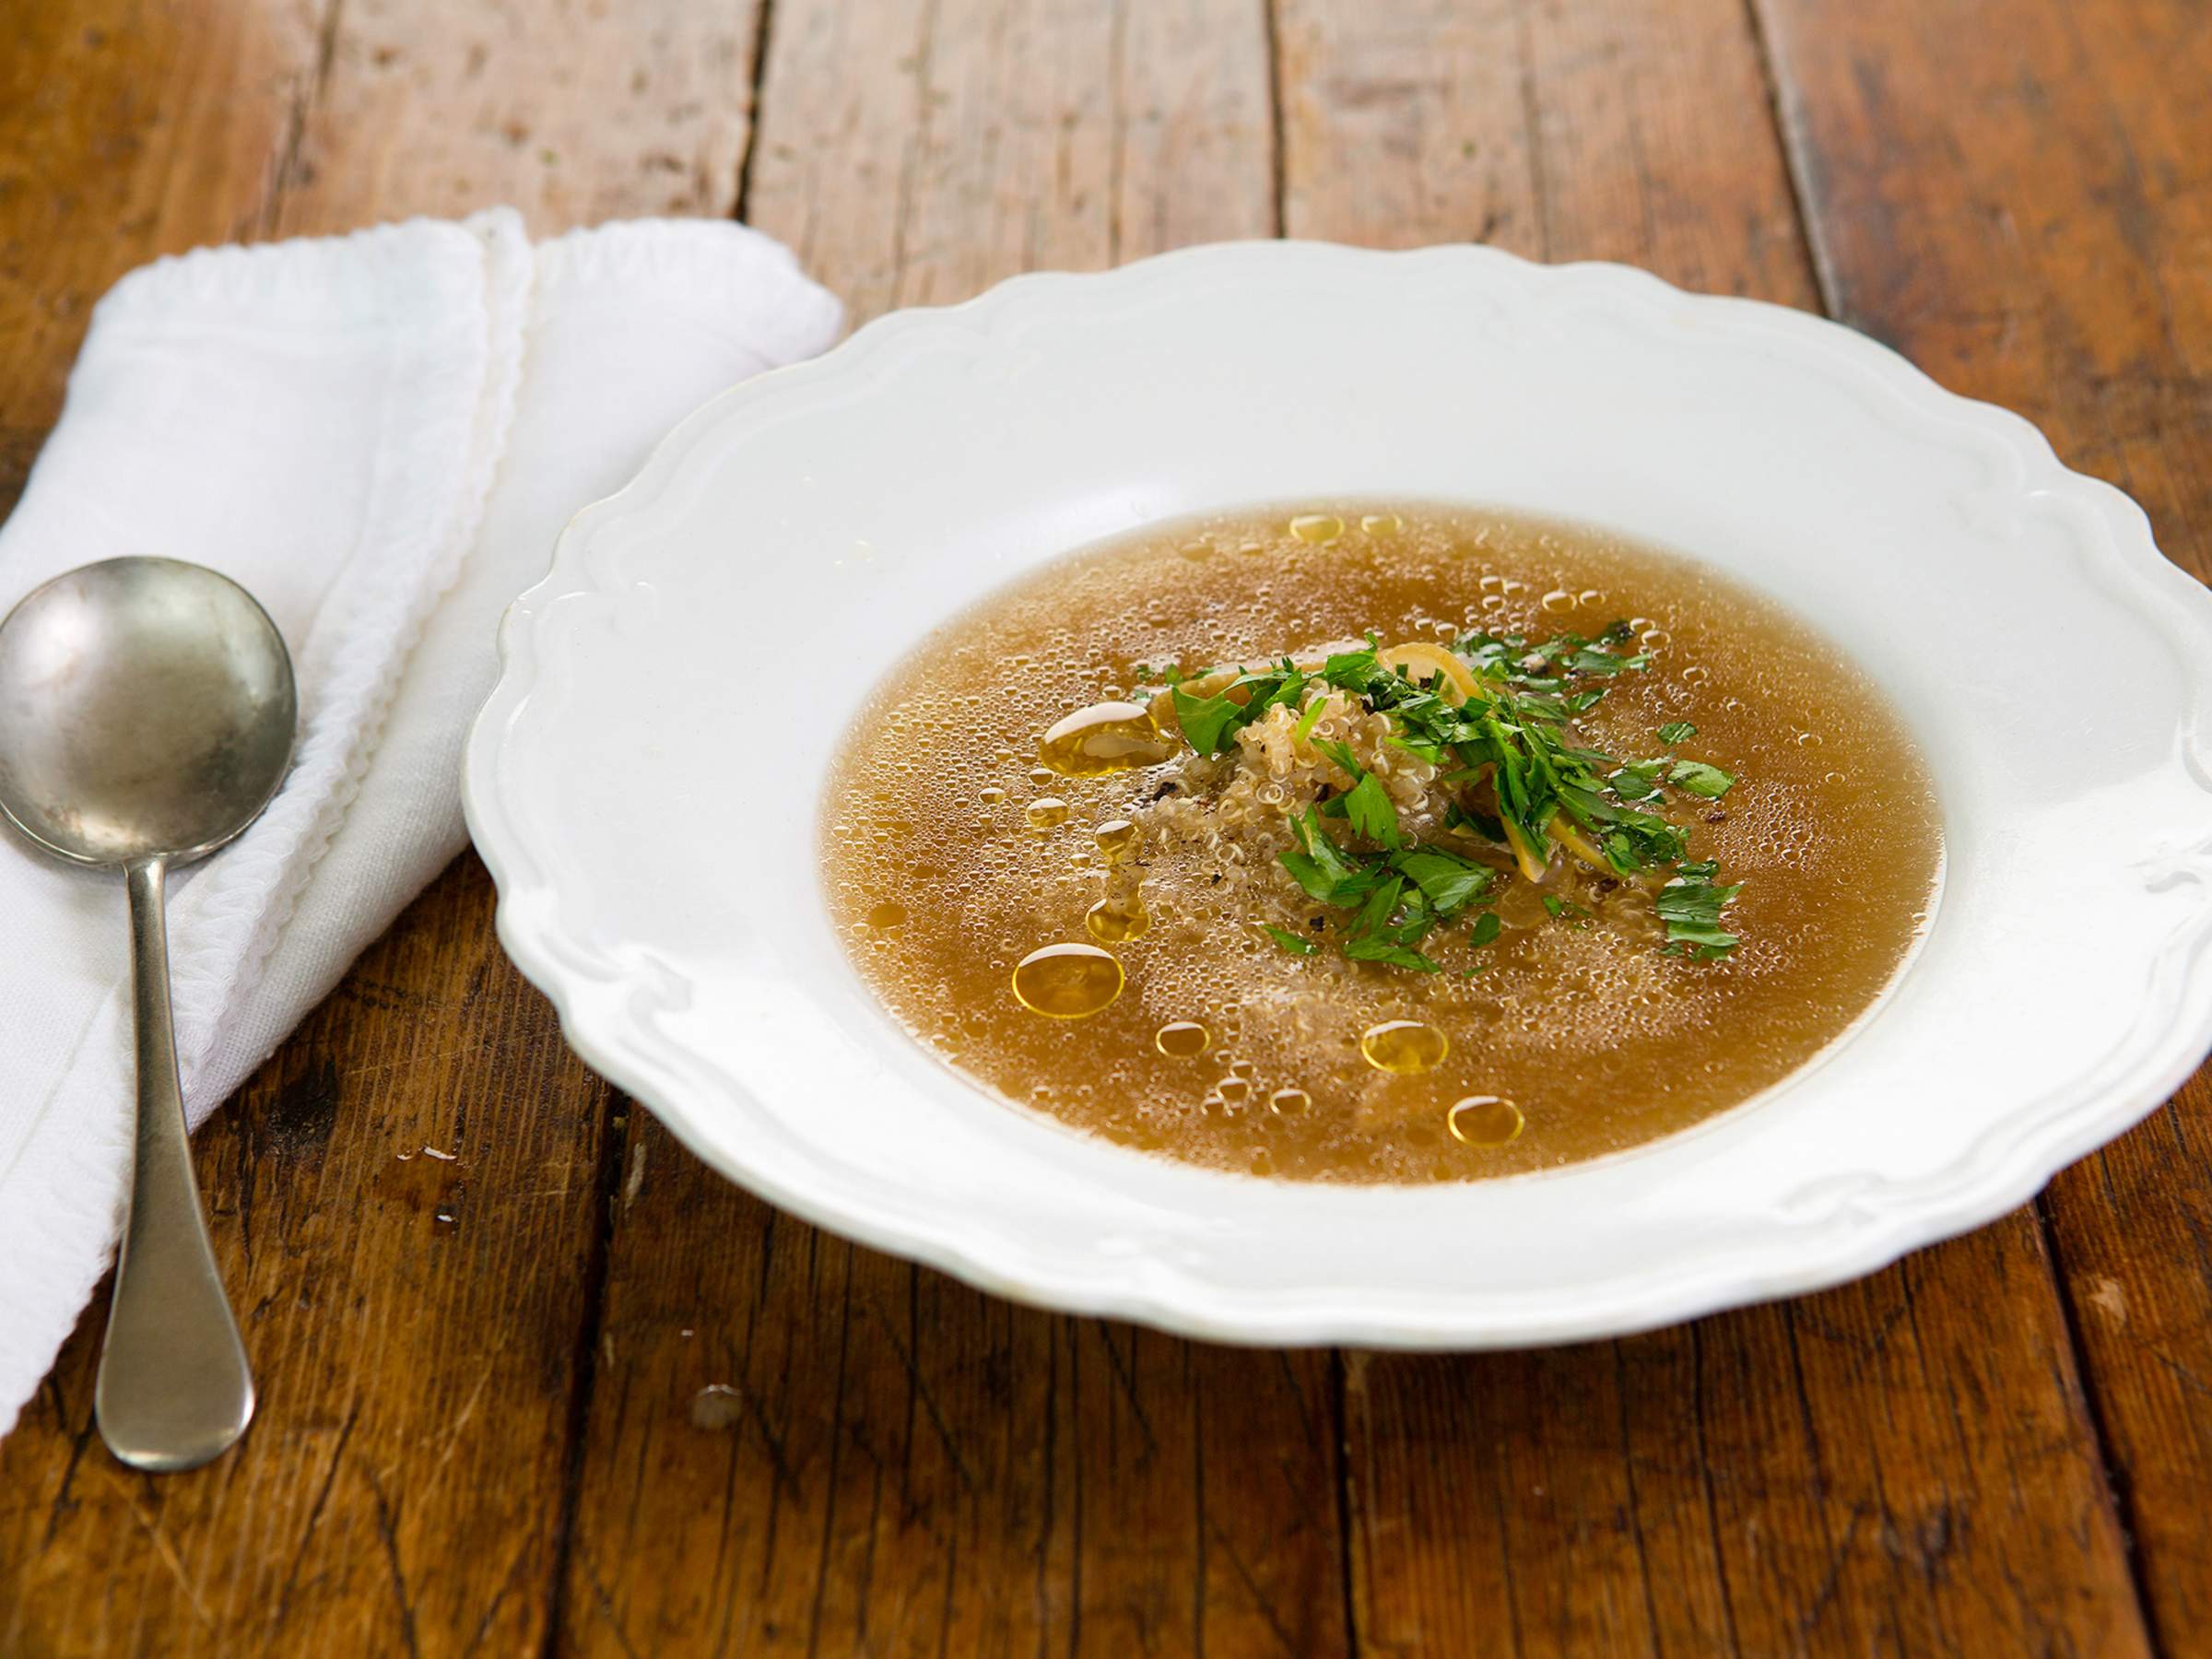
[
  {"xmin": 0, "ymin": 556, "xmax": 296, "ymax": 1472},
  {"xmin": 0, "ymin": 557, "xmax": 295, "ymax": 865}
]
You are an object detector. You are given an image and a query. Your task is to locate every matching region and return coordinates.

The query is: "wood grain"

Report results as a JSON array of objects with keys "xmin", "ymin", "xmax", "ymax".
[
  {"xmin": 0, "ymin": 0, "xmax": 320, "ymax": 514},
  {"xmin": 270, "ymin": 0, "xmax": 767, "ymax": 233},
  {"xmin": 1281, "ymin": 0, "xmax": 2152, "ymax": 1652},
  {"xmin": 1759, "ymin": 0, "xmax": 2212, "ymax": 1643},
  {"xmin": 744, "ymin": 0, "xmax": 1274, "ymax": 324},
  {"xmin": 554, "ymin": 4, "xmax": 1334, "ymax": 1654},
  {"xmin": 0, "ymin": 0, "xmax": 2206, "ymax": 1652},
  {"xmin": 0, "ymin": 858, "xmax": 616, "ymax": 1656},
  {"xmin": 0, "ymin": 0, "xmax": 768, "ymax": 1652}
]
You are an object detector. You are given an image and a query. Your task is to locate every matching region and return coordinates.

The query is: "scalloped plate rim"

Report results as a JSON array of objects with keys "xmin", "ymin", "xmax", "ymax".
[{"xmin": 462, "ymin": 239, "xmax": 2212, "ymax": 1348}]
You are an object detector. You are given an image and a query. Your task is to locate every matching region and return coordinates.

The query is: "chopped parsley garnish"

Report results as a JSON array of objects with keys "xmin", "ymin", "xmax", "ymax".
[
  {"xmin": 1394, "ymin": 846, "xmax": 1494, "ymax": 914},
  {"xmin": 1667, "ymin": 759, "xmax": 1735, "ymax": 799},
  {"xmin": 1170, "ymin": 686, "xmax": 1244, "ymax": 756},
  {"xmin": 1279, "ymin": 808, "xmax": 1377, "ymax": 906},
  {"xmin": 1342, "ymin": 775, "xmax": 1401, "ymax": 844},
  {"xmin": 1656, "ymin": 864, "xmax": 1743, "ymax": 957},
  {"xmin": 1146, "ymin": 617, "xmax": 1746, "ymax": 971},
  {"xmin": 1171, "ymin": 659, "xmax": 1309, "ymax": 758},
  {"xmin": 1268, "ymin": 807, "xmax": 1494, "ymax": 973}
]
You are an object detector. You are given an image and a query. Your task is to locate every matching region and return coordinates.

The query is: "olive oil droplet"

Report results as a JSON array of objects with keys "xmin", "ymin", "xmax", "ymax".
[
  {"xmin": 1086, "ymin": 896, "xmax": 1149, "ymax": 943},
  {"xmin": 1360, "ymin": 1019, "xmax": 1448, "ymax": 1075},
  {"xmin": 1448, "ymin": 1095, "xmax": 1524, "ymax": 1147},
  {"xmin": 1093, "ymin": 818, "xmax": 1139, "ymax": 862},
  {"xmin": 1156, "ymin": 1020, "xmax": 1211, "ymax": 1057},
  {"xmin": 1026, "ymin": 796, "xmax": 1071, "ymax": 830},
  {"xmin": 1268, "ymin": 1087, "xmax": 1311, "ymax": 1116},
  {"xmin": 1289, "ymin": 513, "xmax": 1344, "ymax": 544},
  {"xmin": 1012, "ymin": 944, "xmax": 1124, "ymax": 1018},
  {"xmin": 1039, "ymin": 701, "xmax": 1175, "ymax": 777}
]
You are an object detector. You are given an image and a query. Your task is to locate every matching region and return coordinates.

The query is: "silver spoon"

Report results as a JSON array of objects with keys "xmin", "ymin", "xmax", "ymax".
[{"xmin": 0, "ymin": 557, "xmax": 296, "ymax": 1471}]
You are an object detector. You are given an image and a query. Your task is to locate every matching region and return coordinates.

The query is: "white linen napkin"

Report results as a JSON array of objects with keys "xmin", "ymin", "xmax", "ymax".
[{"xmin": 0, "ymin": 208, "xmax": 842, "ymax": 1439}]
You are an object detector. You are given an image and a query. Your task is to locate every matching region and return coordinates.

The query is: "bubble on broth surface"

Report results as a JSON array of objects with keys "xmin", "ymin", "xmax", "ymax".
[
  {"xmin": 1085, "ymin": 895, "xmax": 1149, "ymax": 943},
  {"xmin": 1156, "ymin": 1020, "xmax": 1211, "ymax": 1057}
]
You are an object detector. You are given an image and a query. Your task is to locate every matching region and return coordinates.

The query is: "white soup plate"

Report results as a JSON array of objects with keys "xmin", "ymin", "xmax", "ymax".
[{"xmin": 463, "ymin": 242, "xmax": 2212, "ymax": 1347}]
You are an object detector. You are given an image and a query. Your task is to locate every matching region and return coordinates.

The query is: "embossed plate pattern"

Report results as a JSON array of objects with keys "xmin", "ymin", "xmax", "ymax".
[{"xmin": 464, "ymin": 242, "xmax": 2212, "ymax": 1347}]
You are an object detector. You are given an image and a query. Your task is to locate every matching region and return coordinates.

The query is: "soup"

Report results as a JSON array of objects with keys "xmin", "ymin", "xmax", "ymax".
[{"xmin": 821, "ymin": 505, "xmax": 1940, "ymax": 1182}]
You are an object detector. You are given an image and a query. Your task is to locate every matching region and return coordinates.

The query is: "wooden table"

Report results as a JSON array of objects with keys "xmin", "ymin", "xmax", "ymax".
[{"xmin": 2, "ymin": 0, "xmax": 2207, "ymax": 1652}]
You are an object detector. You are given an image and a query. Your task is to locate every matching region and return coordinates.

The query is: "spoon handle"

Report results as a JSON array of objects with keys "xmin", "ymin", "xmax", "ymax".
[{"xmin": 94, "ymin": 857, "xmax": 255, "ymax": 1471}]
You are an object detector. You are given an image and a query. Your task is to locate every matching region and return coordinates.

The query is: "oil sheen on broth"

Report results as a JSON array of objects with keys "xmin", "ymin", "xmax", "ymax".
[{"xmin": 822, "ymin": 505, "xmax": 1940, "ymax": 1182}]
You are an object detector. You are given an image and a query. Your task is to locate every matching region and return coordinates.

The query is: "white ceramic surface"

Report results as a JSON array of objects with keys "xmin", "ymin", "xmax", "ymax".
[{"xmin": 463, "ymin": 241, "xmax": 2212, "ymax": 1347}]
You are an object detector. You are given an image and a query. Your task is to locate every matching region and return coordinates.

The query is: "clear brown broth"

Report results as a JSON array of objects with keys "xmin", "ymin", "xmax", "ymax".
[{"xmin": 822, "ymin": 504, "xmax": 1941, "ymax": 1182}]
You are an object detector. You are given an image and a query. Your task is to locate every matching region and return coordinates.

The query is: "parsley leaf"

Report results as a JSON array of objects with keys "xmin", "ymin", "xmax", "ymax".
[
  {"xmin": 1392, "ymin": 846, "xmax": 1494, "ymax": 917},
  {"xmin": 1342, "ymin": 773, "xmax": 1402, "ymax": 846},
  {"xmin": 1321, "ymin": 644, "xmax": 1382, "ymax": 690},
  {"xmin": 1607, "ymin": 759, "xmax": 1668, "ymax": 801},
  {"xmin": 1172, "ymin": 663, "xmax": 1310, "ymax": 758},
  {"xmin": 1264, "ymin": 925, "xmax": 1318, "ymax": 956},
  {"xmin": 1278, "ymin": 809, "xmax": 1378, "ymax": 905},
  {"xmin": 1657, "ymin": 721, "xmax": 1697, "ymax": 746},
  {"xmin": 1563, "ymin": 645, "xmax": 1650, "ymax": 677},
  {"xmin": 1656, "ymin": 870, "xmax": 1742, "ymax": 956},
  {"xmin": 1667, "ymin": 759, "xmax": 1735, "ymax": 799},
  {"xmin": 1444, "ymin": 800, "xmax": 1507, "ymax": 843},
  {"xmin": 1343, "ymin": 936, "xmax": 1442, "ymax": 972},
  {"xmin": 1171, "ymin": 687, "xmax": 1244, "ymax": 757},
  {"xmin": 1348, "ymin": 873, "xmax": 1406, "ymax": 941},
  {"xmin": 1466, "ymin": 911, "xmax": 1502, "ymax": 948},
  {"xmin": 1314, "ymin": 738, "xmax": 1366, "ymax": 780}
]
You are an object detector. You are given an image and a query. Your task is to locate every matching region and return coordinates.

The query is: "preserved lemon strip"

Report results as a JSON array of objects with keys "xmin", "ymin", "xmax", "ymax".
[
  {"xmin": 1378, "ymin": 641, "xmax": 1482, "ymax": 705},
  {"xmin": 1548, "ymin": 819, "xmax": 1612, "ymax": 874},
  {"xmin": 1500, "ymin": 818, "xmax": 1552, "ymax": 883}
]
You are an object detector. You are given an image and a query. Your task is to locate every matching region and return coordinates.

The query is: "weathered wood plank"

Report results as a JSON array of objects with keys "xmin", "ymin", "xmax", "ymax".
[
  {"xmin": 745, "ymin": 0, "xmax": 1274, "ymax": 324},
  {"xmin": 0, "ymin": 858, "xmax": 615, "ymax": 1656},
  {"xmin": 271, "ymin": 0, "xmax": 765, "ymax": 232},
  {"xmin": 1, "ymin": 0, "xmax": 2202, "ymax": 1653},
  {"xmin": 1759, "ymin": 0, "xmax": 2212, "ymax": 1641},
  {"xmin": 0, "ymin": 0, "xmax": 772, "ymax": 1651},
  {"xmin": 1278, "ymin": 0, "xmax": 2152, "ymax": 1652},
  {"xmin": 564, "ymin": 1126, "xmax": 1347, "ymax": 1656},
  {"xmin": 556, "ymin": 3, "xmax": 1335, "ymax": 1654},
  {"xmin": 0, "ymin": 0, "xmax": 321, "ymax": 514}
]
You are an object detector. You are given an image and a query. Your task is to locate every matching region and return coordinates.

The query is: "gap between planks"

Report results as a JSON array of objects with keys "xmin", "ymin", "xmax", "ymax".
[
  {"xmin": 542, "ymin": 0, "xmax": 2162, "ymax": 1651},
  {"xmin": 1742, "ymin": 0, "xmax": 2160, "ymax": 1642}
]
